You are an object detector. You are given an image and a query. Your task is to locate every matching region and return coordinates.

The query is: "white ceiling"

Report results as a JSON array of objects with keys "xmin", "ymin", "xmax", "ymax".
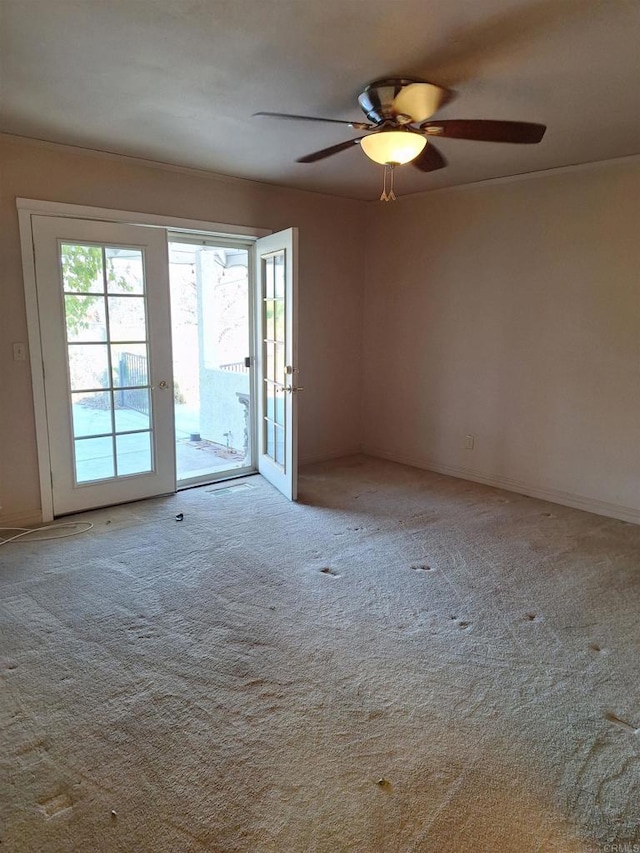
[{"xmin": 1, "ymin": 0, "xmax": 639, "ymax": 200}]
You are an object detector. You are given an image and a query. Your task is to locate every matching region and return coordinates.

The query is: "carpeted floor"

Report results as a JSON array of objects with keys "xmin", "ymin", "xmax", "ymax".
[{"xmin": 1, "ymin": 456, "xmax": 639, "ymax": 852}]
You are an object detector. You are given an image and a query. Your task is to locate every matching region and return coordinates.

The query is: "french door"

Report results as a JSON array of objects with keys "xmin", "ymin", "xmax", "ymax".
[
  {"xmin": 32, "ymin": 216, "xmax": 175, "ymax": 515},
  {"xmin": 254, "ymin": 229, "xmax": 299, "ymax": 501},
  {"xmin": 27, "ymin": 213, "xmax": 299, "ymax": 515}
]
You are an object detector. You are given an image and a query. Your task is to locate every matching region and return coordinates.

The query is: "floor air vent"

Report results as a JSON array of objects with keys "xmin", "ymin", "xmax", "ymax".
[{"xmin": 207, "ymin": 482, "xmax": 255, "ymax": 497}]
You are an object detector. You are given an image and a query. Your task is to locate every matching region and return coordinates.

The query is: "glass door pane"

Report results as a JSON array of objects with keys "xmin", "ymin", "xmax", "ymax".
[
  {"xmin": 61, "ymin": 243, "xmax": 154, "ymax": 484},
  {"xmin": 262, "ymin": 252, "xmax": 286, "ymax": 468},
  {"xmin": 168, "ymin": 240, "xmax": 252, "ymax": 486}
]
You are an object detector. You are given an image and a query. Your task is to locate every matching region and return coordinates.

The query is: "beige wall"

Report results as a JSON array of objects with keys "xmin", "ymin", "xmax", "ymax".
[
  {"xmin": 0, "ymin": 134, "xmax": 365, "ymax": 523},
  {"xmin": 362, "ymin": 158, "xmax": 640, "ymax": 521},
  {"xmin": 2, "ymin": 134, "xmax": 638, "ymax": 525}
]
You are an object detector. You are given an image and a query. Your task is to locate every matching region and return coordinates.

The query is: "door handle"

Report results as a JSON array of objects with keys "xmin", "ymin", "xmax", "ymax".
[{"xmin": 283, "ymin": 386, "xmax": 305, "ymax": 393}]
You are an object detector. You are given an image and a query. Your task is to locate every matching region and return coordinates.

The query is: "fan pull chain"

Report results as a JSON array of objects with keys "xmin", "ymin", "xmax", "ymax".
[{"xmin": 380, "ymin": 163, "xmax": 397, "ymax": 202}]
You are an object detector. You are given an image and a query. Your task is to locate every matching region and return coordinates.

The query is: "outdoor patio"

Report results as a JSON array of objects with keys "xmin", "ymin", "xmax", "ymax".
[{"xmin": 72, "ymin": 401, "xmax": 248, "ymax": 484}]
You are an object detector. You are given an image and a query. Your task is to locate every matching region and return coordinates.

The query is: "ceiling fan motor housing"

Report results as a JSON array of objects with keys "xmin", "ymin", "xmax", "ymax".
[{"xmin": 358, "ymin": 78, "xmax": 453, "ymax": 125}]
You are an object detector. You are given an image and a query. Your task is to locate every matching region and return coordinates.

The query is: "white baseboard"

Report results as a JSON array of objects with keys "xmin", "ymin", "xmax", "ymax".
[
  {"xmin": 361, "ymin": 445, "xmax": 640, "ymax": 525},
  {"xmin": 0, "ymin": 509, "xmax": 44, "ymax": 529},
  {"xmin": 300, "ymin": 446, "xmax": 362, "ymax": 466}
]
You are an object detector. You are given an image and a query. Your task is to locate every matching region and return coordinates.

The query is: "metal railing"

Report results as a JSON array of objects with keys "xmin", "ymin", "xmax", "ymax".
[
  {"xmin": 117, "ymin": 352, "xmax": 149, "ymax": 413},
  {"xmin": 219, "ymin": 360, "xmax": 250, "ymax": 374}
]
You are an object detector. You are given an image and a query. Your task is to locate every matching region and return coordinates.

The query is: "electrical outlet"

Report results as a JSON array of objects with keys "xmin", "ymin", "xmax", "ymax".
[
  {"xmin": 13, "ymin": 342, "xmax": 27, "ymax": 362},
  {"xmin": 465, "ymin": 434, "xmax": 475, "ymax": 450}
]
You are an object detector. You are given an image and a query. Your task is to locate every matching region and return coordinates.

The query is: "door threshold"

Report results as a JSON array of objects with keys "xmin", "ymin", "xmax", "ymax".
[{"xmin": 176, "ymin": 467, "xmax": 258, "ymax": 492}]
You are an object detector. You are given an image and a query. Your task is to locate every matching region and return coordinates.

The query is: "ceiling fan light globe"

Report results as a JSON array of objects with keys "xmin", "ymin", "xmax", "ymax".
[{"xmin": 360, "ymin": 131, "xmax": 427, "ymax": 165}]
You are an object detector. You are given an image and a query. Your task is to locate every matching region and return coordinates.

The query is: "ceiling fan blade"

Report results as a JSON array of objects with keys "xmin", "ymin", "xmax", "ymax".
[
  {"xmin": 296, "ymin": 137, "xmax": 365, "ymax": 164},
  {"xmin": 420, "ymin": 119, "xmax": 546, "ymax": 143},
  {"xmin": 412, "ymin": 141, "xmax": 448, "ymax": 172},
  {"xmin": 254, "ymin": 111, "xmax": 371, "ymax": 130}
]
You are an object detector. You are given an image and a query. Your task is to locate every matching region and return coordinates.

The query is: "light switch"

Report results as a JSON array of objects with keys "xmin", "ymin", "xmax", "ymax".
[{"xmin": 13, "ymin": 342, "xmax": 27, "ymax": 362}]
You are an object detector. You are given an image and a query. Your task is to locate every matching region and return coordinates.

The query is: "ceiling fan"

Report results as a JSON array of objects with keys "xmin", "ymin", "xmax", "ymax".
[{"xmin": 255, "ymin": 78, "xmax": 546, "ymax": 199}]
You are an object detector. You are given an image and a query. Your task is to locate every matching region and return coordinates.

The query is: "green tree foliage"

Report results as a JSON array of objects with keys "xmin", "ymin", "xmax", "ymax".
[
  {"xmin": 61, "ymin": 244, "xmax": 102, "ymax": 335},
  {"xmin": 61, "ymin": 244, "xmax": 131, "ymax": 335}
]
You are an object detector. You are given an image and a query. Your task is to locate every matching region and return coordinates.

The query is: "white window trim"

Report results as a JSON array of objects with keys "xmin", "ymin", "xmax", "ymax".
[{"xmin": 17, "ymin": 198, "xmax": 270, "ymax": 521}]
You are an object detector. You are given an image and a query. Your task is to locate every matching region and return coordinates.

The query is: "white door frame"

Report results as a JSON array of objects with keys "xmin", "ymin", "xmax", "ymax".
[
  {"xmin": 33, "ymin": 216, "xmax": 178, "ymax": 515},
  {"xmin": 254, "ymin": 229, "xmax": 300, "ymax": 501},
  {"xmin": 17, "ymin": 198, "xmax": 270, "ymax": 521}
]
